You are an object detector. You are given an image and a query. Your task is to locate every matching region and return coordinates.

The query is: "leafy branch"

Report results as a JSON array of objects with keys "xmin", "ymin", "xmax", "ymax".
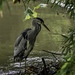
[
  {"xmin": 55, "ymin": 28, "xmax": 75, "ymax": 75},
  {"xmin": 24, "ymin": 4, "xmax": 47, "ymax": 20},
  {"xmin": 51, "ymin": 0, "xmax": 75, "ymax": 19}
]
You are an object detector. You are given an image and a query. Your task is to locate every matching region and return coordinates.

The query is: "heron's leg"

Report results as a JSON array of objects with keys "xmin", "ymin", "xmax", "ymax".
[
  {"xmin": 24, "ymin": 45, "xmax": 33, "ymax": 73},
  {"xmin": 25, "ymin": 58, "xmax": 26, "ymax": 73},
  {"xmin": 13, "ymin": 59, "xmax": 15, "ymax": 68},
  {"xmin": 20, "ymin": 61, "xmax": 21, "ymax": 68},
  {"xmin": 24, "ymin": 45, "xmax": 33, "ymax": 59},
  {"xmin": 24, "ymin": 49, "xmax": 27, "ymax": 73},
  {"xmin": 19, "ymin": 61, "xmax": 21, "ymax": 75}
]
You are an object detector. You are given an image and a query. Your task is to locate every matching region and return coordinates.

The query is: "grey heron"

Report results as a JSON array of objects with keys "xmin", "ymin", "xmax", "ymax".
[{"xmin": 14, "ymin": 17, "xmax": 50, "ymax": 66}]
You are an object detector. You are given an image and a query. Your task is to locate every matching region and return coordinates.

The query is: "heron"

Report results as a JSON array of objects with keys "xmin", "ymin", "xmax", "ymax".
[{"xmin": 14, "ymin": 17, "xmax": 50, "ymax": 71}]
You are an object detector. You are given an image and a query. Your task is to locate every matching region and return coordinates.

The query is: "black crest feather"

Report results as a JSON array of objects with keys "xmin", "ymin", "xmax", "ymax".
[{"xmin": 35, "ymin": 17, "xmax": 44, "ymax": 23}]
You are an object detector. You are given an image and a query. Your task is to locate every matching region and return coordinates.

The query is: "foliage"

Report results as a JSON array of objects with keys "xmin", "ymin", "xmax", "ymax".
[
  {"xmin": 0, "ymin": 0, "xmax": 75, "ymax": 74},
  {"xmin": 55, "ymin": 28, "xmax": 75, "ymax": 75},
  {"xmin": 65, "ymin": 0, "xmax": 75, "ymax": 19},
  {"xmin": 24, "ymin": 4, "xmax": 47, "ymax": 20},
  {"xmin": 51, "ymin": 0, "xmax": 75, "ymax": 19},
  {"xmin": 0, "ymin": 0, "xmax": 5, "ymax": 10},
  {"xmin": 0, "ymin": 0, "xmax": 10, "ymax": 18},
  {"xmin": 0, "ymin": 0, "xmax": 4, "ymax": 17},
  {"xmin": 0, "ymin": 0, "xmax": 75, "ymax": 19},
  {"xmin": 13, "ymin": 0, "xmax": 37, "ymax": 4},
  {"xmin": 19, "ymin": 0, "xmax": 75, "ymax": 19}
]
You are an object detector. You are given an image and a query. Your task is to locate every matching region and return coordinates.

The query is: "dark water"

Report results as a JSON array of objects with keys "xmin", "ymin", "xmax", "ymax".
[{"xmin": 0, "ymin": 1, "xmax": 73, "ymax": 74}]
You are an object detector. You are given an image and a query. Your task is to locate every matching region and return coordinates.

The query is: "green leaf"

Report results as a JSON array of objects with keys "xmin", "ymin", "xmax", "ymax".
[
  {"xmin": 67, "ymin": 57, "xmax": 71, "ymax": 61},
  {"xmin": 69, "ymin": 12, "xmax": 71, "ymax": 16},
  {"xmin": 24, "ymin": 8, "xmax": 33, "ymax": 20},
  {"xmin": 34, "ymin": 5, "xmax": 40, "ymax": 10},
  {"xmin": 34, "ymin": 4, "xmax": 47, "ymax": 10},
  {"xmin": 24, "ymin": 4, "xmax": 47, "ymax": 20},
  {"xmin": 24, "ymin": 8, "xmax": 33, "ymax": 16},
  {"xmin": 25, "ymin": 14, "xmax": 31, "ymax": 20},
  {"xmin": 24, "ymin": 7, "xmax": 38, "ymax": 20},
  {"xmin": 33, "ymin": 11, "xmax": 37, "ymax": 17},
  {"xmin": 61, "ymin": 63, "xmax": 68, "ymax": 70},
  {"xmin": 61, "ymin": 34, "xmax": 68, "ymax": 38}
]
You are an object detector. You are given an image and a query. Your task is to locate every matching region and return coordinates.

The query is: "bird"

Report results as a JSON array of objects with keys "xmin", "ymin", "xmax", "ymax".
[{"xmin": 14, "ymin": 17, "xmax": 50, "ymax": 62}]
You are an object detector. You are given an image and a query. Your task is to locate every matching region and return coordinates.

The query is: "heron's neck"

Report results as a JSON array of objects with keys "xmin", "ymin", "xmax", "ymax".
[{"xmin": 32, "ymin": 23, "xmax": 41, "ymax": 35}]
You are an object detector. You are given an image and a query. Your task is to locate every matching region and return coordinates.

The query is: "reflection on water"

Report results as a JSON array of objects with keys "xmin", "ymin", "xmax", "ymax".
[{"xmin": 0, "ymin": 1, "xmax": 72, "ymax": 73}]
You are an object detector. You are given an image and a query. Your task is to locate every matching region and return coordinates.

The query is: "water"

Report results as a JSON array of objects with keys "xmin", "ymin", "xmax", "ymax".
[
  {"xmin": 0, "ymin": 57, "xmax": 52, "ymax": 75},
  {"xmin": 0, "ymin": 1, "xmax": 73, "ymax": 74},
  {"xmin": 0, "ymin": 57, "xmax": 64, "ymax": 75}
]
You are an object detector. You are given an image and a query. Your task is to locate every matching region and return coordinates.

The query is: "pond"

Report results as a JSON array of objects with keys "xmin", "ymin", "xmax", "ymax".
[{"xmin": 0, "ymin": 1, "xmax": 72, "ymax": 74}]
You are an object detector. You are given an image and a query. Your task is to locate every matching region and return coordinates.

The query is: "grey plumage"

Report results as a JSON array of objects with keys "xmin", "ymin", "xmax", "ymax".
[
  {"xmin": 14, "ymin": 28, "xmax": 31, "ymax": 61},
  {"xmin": 14, "ymin": 17, "xmax": 50, "ymax": 61}
]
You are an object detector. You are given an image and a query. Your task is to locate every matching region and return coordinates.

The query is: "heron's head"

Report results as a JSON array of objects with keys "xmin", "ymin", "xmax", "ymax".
[{"xmin": 33, "ymin": 17, "xmax": 50, "ymax": 32}]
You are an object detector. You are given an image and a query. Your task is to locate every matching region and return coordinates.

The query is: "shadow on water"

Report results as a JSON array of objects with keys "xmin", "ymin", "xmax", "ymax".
[{"xmin": 0, "ymin": 0, "xmax": 74, "ymax": 74}]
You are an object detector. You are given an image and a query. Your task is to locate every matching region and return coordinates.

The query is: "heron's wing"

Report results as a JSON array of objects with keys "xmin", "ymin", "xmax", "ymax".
[
  {"xmin": 14, "ymin": 28, "xmax": 32, "ymax": 61},
  {"xmin": 15, "ymin": 28, "xmax": 31, "ymax": 47},
  {"xmin": 23, "ymin": 28, "xmax": 32, "ymax": 49},
  {"xmin": 21, "ymin": 28, "xmax": 31, "ymax": 39},
  {"xmin": 15, "ymin": 34, "xmax": 23, "ymax": 46}
]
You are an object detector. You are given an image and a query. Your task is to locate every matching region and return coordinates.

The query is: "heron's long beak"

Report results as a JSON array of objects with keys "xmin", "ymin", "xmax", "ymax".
[{"xmin": 43, "ymin": 23, "xmax": 50, "ymax": 32}]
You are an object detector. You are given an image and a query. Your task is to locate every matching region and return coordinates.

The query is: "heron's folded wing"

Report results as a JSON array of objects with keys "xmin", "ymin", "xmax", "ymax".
[
  {"xmin": 15, "ymin": 34, "xmax": 23, "ymax": 46},
  {"xmin": 14, "ymin": 28, "xmax": 31, "ymax": 47}
]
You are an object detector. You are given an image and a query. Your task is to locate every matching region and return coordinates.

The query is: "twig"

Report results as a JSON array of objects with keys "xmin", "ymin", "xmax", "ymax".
[
  {"xmin": 42, "ymin": 50, "xmax": 62, "ymax": 61},
  {"xmin": 42, "ymin": 58, "xmax": 47, "ymax": 75},
  {"xmin": 6, "ymin": 0, "xmax": 11, "ymax": 15},
  {"xmin": 22, "ymin": 0, "xmax": 26, "ymax": 10},
  {"xmin": 42, "ymin": 50, "xmax": 64, "ymax": 55},
  {"xmin": 51, "ymin": 53, "xmax": 58, "ymax": 60}
]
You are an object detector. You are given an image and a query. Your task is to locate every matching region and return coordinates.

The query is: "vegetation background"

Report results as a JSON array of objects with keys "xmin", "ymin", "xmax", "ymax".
[{"xmin": 0, "ymin": 0, "xmax": 75, "ymax": 75}]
